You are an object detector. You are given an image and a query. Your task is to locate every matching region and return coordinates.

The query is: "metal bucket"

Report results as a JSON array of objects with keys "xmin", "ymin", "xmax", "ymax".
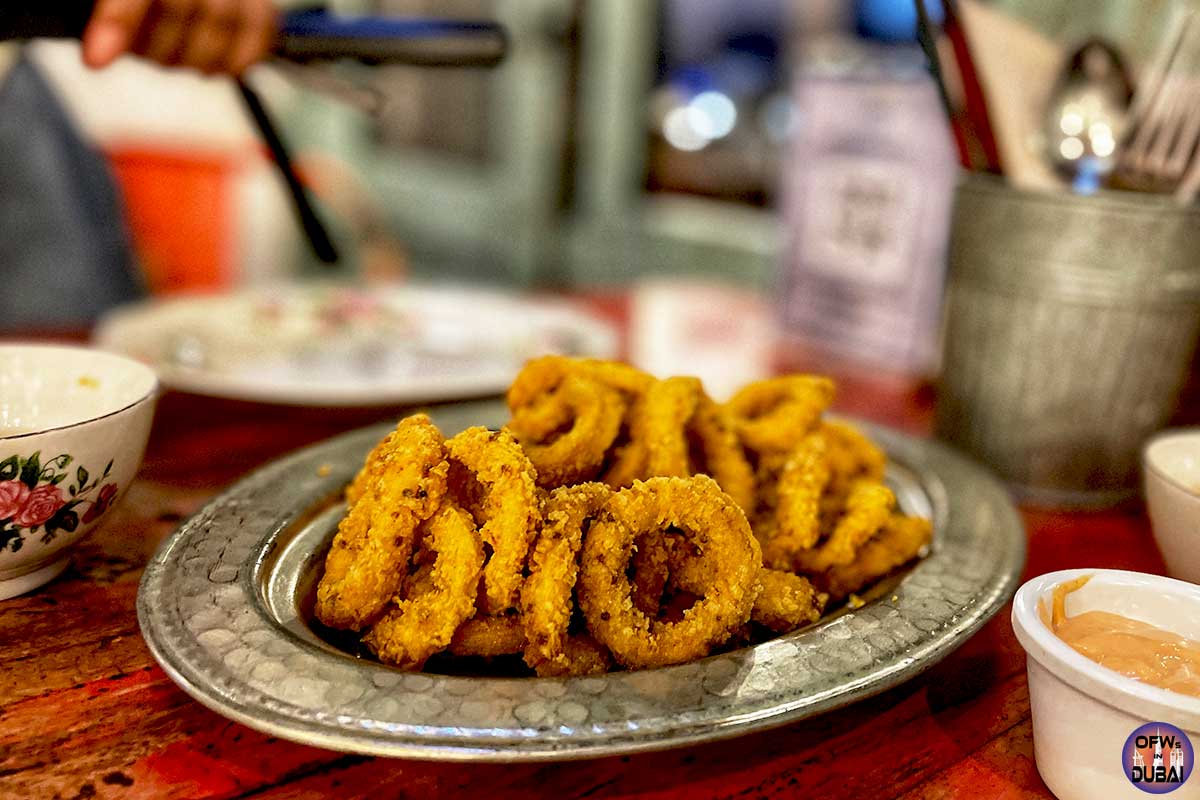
[{"xmin": 935, "ymin": 174, "xmax": 1200, "ymax": 508}]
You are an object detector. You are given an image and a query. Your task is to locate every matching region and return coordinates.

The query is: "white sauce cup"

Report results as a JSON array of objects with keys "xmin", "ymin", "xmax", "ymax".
[{"xmin": 1012, "ymin": 569, "xmax": 1200, "ymax": 799}]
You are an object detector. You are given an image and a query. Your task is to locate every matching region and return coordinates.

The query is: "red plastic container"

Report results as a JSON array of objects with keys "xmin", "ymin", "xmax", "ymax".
[{"xmin": 106, "ymin": 145, "xmax": 248, "ymax": 294}]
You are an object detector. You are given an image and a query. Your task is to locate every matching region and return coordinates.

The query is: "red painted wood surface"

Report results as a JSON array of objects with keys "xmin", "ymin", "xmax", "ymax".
[{"xmin": 0, "ymin": 316, "xmax": 1172, "ymax": 800}]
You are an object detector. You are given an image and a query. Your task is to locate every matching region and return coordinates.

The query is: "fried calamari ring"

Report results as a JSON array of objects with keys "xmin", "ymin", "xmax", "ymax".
[
  {"xmin": 402, "ymin": 560, "xmax": 436, "ymax": 597},
  {"xmin": 641, "ymin": 377, "xmax": 701, "ymax": 477},
  {"xmin": 575, "ymin": 360, "xmax": 656, "ymax": 486},
  {"xmin": 448, "ymin": 614, "xmax": 526, "ymax": 657},
  {"xmin": 751, "ymin": 449, "xmax": 789, "ymax": 515},
  {"xmin": 508, "ymin": 355, "xmax": 653, "ymax": 409},
  {"xmin": 658, "ymin": 537, "xmax": 826, "ymax": 636},
  {"xmin": 794, "ymin": 480, "xmax": 895, "ymax": 573},
  {"xmin": 506, "ymin": 356, "xmax": 571, "ymax": 415},
  {"xmin": 316, "ymin": 415, "xmax": 449, "ymax": 630},
  {"xmin": 725, "ymin": 375, "xmax": 835, "ymax": 454},
  {"xmin": 534, "ymin": 634, "xmax": 612, "ymax": 677},
  {"xmin": 819, "ymin": 419, "xmax": 887, "ymax": 516},
  {"xmin": 639, "ymin": 378, "xmax": 757, "ymax": 510},
  {"xmin": 578, "ymin": 476, "xmax": 761, "ymax": 669},
  {"xmin": 509, "ymin": 375, "xmax": 625, "ymax": 488},
  {"xmin": 450, "ymin": 615, "xmax": 610, "ymax": 676},
  {"xmin": 446, "ymin": 426, "xmax": 541, "ymax": 615},
  {"xmin": 508, "ymin": 356, "xmax": 653, "ymax": 490},
  {"xmin": 601, "ymin": 393, "xmax": 651, "ymax": 489},
  {"xmin": 764, "ymin": 430, "xmax": 830, "ymax": 569},
  {"xmin": 690, "ymin": 395, "xmax": 756, "ymax": 511},
  {"xmin": 521, "ymin": 482, "xmax": 611, "ymax": 674},
  {"xmin": 342, "ymin": 416, "xmax": 431, "ymax": 508},
  {"xmin": 815, "ymin": 514, "xmax": 933, "ymax": 601},
  {"xmin": 575, "ymin": 357, "xmax": 656, "ymax": 398},
  {"xmin": 751, "ymin": 569, "xmax": 827, "ymax": 633},
  {"xmin": 823, "ymin": 420, "xmax": 886, "ymax": 487},
  {"xmin": 361, "ymin": 504, "xmax": 484, "ymax": 669}
]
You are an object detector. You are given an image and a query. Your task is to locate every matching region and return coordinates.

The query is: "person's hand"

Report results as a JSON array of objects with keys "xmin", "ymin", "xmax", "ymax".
[{"xmin": 82, "ymin": 0, "xmax": 277, "ymax": 75}]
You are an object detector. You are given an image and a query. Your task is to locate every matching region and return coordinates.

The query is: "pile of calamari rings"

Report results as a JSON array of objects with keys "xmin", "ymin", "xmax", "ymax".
[{"xmin": 314, "ymin": 357, "xmax": 933, "ymax": 674}]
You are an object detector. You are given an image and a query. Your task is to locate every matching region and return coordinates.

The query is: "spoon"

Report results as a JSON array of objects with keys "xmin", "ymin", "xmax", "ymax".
[{"xmin": 1043, "ymin": 38, "xmax": 1133, "ymax": 193}]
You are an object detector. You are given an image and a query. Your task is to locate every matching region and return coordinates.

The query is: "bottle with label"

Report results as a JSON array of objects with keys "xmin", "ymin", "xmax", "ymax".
[{"xmin": 778, "ymin": 40, "xmax": 957, "ymax": 376}]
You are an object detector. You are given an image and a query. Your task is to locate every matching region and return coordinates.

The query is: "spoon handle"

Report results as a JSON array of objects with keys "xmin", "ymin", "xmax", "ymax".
[{"xmin": 237, "ymin": 80, "xmax": 340, "ymax": 265}]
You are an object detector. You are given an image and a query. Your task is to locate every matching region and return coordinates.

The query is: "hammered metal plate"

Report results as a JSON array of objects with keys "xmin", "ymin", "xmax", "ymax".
[{"xmin": 137, "ymin": 400, "xmax": 1025, "ymax": 761}]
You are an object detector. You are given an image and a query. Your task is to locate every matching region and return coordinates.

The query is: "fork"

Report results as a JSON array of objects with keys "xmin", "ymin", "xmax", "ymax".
[{"xmin": 1113, "ymin": 4, "xmax": 1200, "ymax": 199}]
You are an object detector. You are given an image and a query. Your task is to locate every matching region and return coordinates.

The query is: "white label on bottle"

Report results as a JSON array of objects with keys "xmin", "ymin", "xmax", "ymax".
[{"xmin": 799, "ymin": 156, "xmax": 919, "ymax": 286}]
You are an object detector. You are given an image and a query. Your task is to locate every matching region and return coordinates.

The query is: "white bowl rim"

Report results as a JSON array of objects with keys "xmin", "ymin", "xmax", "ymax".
[
  {"xmin": 1012, "ymin": 568, "xmax": 1200, "ymax": 727},
  {"xmin": 0, "ymin": 343, "xmax": 159, "ymax": 442},
  {"xmin": 1143, "ymin": 426, "xmax": 1200, "ymax": 500}
]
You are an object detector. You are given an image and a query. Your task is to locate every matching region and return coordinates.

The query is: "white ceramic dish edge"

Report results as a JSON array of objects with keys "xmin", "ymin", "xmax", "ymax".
[
  {"xmin": 1144, "ymin": 428, "xmax": 1200, "ymax": 584},
  {"xmin": 0, "ymin": 343, "xmax": 158, "ymax": 438}
]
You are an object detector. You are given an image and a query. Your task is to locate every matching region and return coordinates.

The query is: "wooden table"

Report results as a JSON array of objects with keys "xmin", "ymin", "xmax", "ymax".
[{"xmin": 0, "ymin": 324, "xmax": 1171, "ymax": 800}]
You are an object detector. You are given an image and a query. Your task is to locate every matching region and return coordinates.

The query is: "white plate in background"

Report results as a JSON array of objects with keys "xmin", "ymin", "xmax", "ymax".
[{"xmin": 94, "ymin": 283, "xmax": 618, "ymax": 406}]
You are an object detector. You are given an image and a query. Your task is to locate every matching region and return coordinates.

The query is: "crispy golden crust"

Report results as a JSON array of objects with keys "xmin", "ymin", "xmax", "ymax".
[
  {"xmin": 509, "ymin": 375, "xmax": 625, "ymax": 488},
  {"xmin": 320, "ymin": 363, "xmax": 935, "ymax": 676},
  {"xmin": 793, "ymin": 480, "xmax": 895, "ymax": 572},
  {"xmin": 814, "ymin": 514, "xmax": 933, "ymax": 601},
  {"xmin": 446, "ymin": 426, "xmax": 541, "ymax": 615},
  {"xmin": 752, "ymin": 449, "xmax": 789, "ymax": 514},
  {"xmin": 452, "ymin": 611, "xmax": 611, "ymax": 676},
  {"xmin": 315, "ymin": 415, "xmax": 449, "ymax": 630},
  {"xmin": 726, "ymin": 375, "xmax": 835, "ymax": 454},
  {"xmin": 509, "ymin": 356, "xmax": 654, "ymax": 492},
  {"xmin": 751, "ymin": 569, "xmax": 827, "ymax": 633},
  {"xmin": 506, "ymin": 355, "xmax": 571, "ymax": 411},
  {"xmin": 533, "ymin": 634, "xmax": 612, "ymax": 677},
  {"xmin": 520, "ymin": 483, "xmax": 611, "ymax": 674},
  {"xmin": 575, "ymin": 358, "xmax": 657, "ymax": 398},
  {"xmin": 448, "ymin": 614, "xmax": 526, "ymax": 657},
  {"xmin": 601, "ymin": 395, "xmax": 651, "ymax": 490},
  {"xmin": 361, "ymin": 504, "xmax": 484, "ymax": 669},
  {"xmin": 578, "ymin": 476, "xmax": 761, "ymax": 669},
  {"xmin": 642, "ymin": 377, "xmax": 702, "ymax": 478},
  {"xmin": 690, "ymin": 395, "xmax": 757, "ymax": 511},
  {"xmin": 823, "ymin": 421, "xmax": 886, "ymax": 485},
  {"xmin": 764, "ymin": 431, "xmax": 830, "ymax": 568},
  {"xmin": 507, "ymin": 355, "xmax": 653, "ymax": 408},
  {"xmin": 638, "ymin": 378, "xmax": 757, "ymax": 511}
]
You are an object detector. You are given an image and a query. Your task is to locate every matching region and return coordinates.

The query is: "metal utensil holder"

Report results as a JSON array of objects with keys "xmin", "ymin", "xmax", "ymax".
[{"xmin": 935, "ymin": 174, "xmax": 1200, "ymax": 508}]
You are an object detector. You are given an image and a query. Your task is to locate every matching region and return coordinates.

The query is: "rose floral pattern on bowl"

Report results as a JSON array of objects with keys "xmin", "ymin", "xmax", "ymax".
[
  {"xmin": 0, "ymin": 343, "xmax": 158, "ymax": 600},
  {"xmin": 0, "ymin": 451, "xmax": 117, "ymax": 554}
]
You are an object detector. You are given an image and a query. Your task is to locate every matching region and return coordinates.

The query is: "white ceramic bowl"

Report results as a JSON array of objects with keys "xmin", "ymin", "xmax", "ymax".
[
  {"xmin": 0, "ymin": 344, "xmax": 157, "ymax": 599},
  {"xmin": 1145, "ymin": 429, "xmax": 1200, "ymax": 584},
  {"xmin": 1013, "ymin": 569, "xmax": 1200, "ymax": 800}
]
